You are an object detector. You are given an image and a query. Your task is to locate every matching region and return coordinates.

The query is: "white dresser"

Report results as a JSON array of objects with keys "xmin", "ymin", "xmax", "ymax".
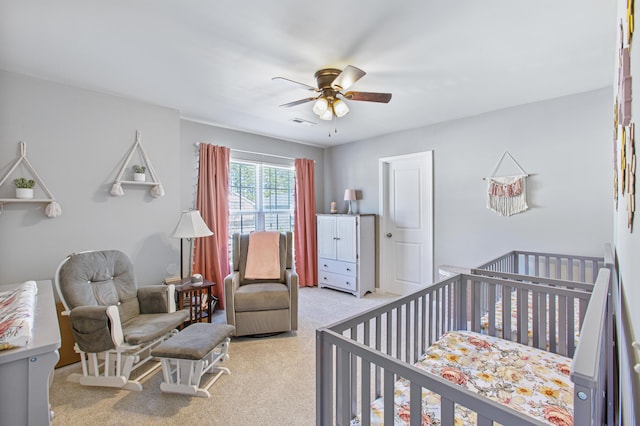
[
  {"xmin": 0, "ymin": 280, "xmax": 61, "ymax": 426},
  {"xmin": 317, "ymin": 214, "xmax": 375, "ymax": 297}
]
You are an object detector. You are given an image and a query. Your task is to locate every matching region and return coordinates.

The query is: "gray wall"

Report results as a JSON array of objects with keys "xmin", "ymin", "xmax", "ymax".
[
  {"xmin": 179, "ymin": 120, "xmax": 325, "ymax": 211},
  {"xmin": 0, "ymin": 70, "xmax": 182, "ymax": 285},
  {"xmin": 0, "ymin": 70, "xmax": 325, "ymax": 287},
  {"xmin": 325, "ymin": 88, "xmax": 613, "ymax": 276},
  {"xmin": 613, "ymin": 0, "xmax": 640, "ymax": 422}
]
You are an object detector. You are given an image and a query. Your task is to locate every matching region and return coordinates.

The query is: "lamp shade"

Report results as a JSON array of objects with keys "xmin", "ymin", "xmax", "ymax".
[
  {"xmin": 344, "ymin": 189, "xmax": 357, "ymax": 201},
  {"xmin": 312, "ymin": 97, "xmax": 328, "ymax": 115},
  {"xmin": 171, "ymin": 210, "xmax": 213, "ymax": 238},
  {"xmin": 319, "ymin": 109, "xmax": 333, "ymax": 121},
  {"xmin": 333, "ymin": 99, "xmax": 349, "ymax": 117}
]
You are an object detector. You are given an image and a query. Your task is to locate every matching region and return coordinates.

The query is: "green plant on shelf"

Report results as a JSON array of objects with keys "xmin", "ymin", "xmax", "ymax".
[
  {"xmin": 13, "ymin": 178, "xmax": 36, "ymax": 188},
  {"xmin": 132, "ymin": 164, "xmax": 146, "ymax": 174}
]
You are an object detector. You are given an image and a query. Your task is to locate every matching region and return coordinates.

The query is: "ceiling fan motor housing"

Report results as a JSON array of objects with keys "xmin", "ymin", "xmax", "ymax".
[{"xmin": 315, "ymin": 68, "xmax": 342, "ymax": 91}]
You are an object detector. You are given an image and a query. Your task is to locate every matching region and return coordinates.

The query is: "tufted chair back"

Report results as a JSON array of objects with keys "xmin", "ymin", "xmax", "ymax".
[{"xmin": 57, "ymin": 250, "xmax": 140, "ymax": 324}]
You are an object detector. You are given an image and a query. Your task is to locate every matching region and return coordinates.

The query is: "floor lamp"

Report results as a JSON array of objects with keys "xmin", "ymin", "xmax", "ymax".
[{"xmin": 171, "ymin": 210, "xmax": 213, "ymax": 282}]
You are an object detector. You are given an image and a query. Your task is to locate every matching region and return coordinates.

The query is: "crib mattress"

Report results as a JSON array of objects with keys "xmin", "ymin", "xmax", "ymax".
[{"xmin": 369, "ymin": 330, "xmax": 574, "ymax": 425}]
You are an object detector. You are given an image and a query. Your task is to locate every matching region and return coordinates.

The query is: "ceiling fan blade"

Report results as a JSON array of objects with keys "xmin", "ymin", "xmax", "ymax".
[
  {"xmin": 272, "ymin": 76, "xmax": 318, "ymax": 91},
  {"xmin": 279, "ymin": 97, "xmax": 317, "ymax": 107},
  {"xmin": 343, "ymin": 91, "xmax": 392, "ymax": 103},
  {"xmin": 330, "ymin": 65, "xmax": 366, "ymax": 91}
]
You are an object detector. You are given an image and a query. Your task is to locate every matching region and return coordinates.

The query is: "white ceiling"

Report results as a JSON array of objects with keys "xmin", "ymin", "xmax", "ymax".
[{"xmin": 0, "ymin": 1, "xmax": 617, "ymax": 147}]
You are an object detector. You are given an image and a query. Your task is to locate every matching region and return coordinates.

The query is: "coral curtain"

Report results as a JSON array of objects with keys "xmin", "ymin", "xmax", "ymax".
[
  {"xmin": 294, "ymin": 158, "xmax": 318, "ymax": 286},
  {"xmin": 193, "ymin": 144, "xmax": 230, "ymax": 309}
]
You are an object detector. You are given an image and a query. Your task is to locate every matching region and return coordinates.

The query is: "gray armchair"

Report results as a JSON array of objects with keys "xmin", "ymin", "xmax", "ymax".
[
  {"xmin": 224, "ymin": 231, "xmax": 298, "ymax": 336},
  {"xmin": 54, "ymin": 250, "xmax": 189, "ymax": 391}
]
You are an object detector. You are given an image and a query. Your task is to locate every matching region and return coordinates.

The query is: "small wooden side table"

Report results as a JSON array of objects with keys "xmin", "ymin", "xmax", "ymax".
[{"xmin": 173, "ymin": 279, "xmax": 218, "ymax": 325}]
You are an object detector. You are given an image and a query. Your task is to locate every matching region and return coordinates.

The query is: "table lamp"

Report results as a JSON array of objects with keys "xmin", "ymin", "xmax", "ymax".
[
  {"xmin": 171, "ymin": 210, "xmax": 213, "ymax": 281},
  {"xmin": 344, "ymin": 189, "xmax": 357, "ymax": 214}
]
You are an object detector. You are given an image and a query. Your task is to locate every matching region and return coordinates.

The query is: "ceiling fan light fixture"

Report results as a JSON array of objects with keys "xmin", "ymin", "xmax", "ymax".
[
  {"xmin": 319, "ymin": 109, "xmax": 333, "ymax": 121},
  {"xmin": 333, "ymin": 99, "xmax": 349, "ymax": 117},
  {"xmin": 312, "ymin": 97, "xmax": 328, "ymax": 115}
]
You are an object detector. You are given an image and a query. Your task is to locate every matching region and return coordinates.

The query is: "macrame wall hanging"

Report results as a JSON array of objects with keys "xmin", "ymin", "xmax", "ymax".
[
  {"xmin": 110, "ymin": 130, "xmax": 165, "ymax": 198},
  {"xmin": 485, "ymin": 151, "xmax": 529, "ymax": 217}
]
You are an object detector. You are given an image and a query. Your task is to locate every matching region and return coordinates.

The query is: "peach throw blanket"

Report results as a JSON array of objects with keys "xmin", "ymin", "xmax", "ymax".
[{"xmin": 244, "ymin": 231, "xmax": 281, "ymax": 279}]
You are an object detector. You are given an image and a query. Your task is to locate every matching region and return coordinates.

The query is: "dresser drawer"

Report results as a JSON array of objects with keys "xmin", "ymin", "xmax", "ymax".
[
  {"xmin": 319, "ymin": 271, "xmax": 357, "ymax": 292},
  {"xmin": 318, "ymin": 258, "xmax": 357, "ymax": 277}
]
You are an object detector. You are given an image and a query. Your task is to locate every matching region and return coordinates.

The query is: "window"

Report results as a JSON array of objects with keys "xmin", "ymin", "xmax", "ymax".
[{"xmin": 229, "ymin": 160, "xmax": 295, "ymax": 238}]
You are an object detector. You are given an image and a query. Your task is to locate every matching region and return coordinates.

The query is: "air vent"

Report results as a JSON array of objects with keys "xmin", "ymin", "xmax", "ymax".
[{"xmin": 290, "ymin": 117, "xmax": 316, "ymax": 127}]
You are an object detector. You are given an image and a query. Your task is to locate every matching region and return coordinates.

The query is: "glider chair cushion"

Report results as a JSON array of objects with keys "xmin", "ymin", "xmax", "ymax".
[
  {"xmin": 55, "ymin": 249, "xmax": 189, "ymax": 391},
  {"xmin": 224, "ymin": 231, "xmax": 298, "ymax": 337}
]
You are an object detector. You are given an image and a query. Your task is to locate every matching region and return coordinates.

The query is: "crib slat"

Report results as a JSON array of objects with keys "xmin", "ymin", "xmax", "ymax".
[
  {"xmin": 568, "ymin": 258, "xmax": 574, "ymax": 281},
  {"xmin": 503, "ymin": 285, "xmax": 512, "ymax": 341},
  {"xmin": 488, "ymin": 283, "xmax": 496, "ymax": 336},
  {"xmin": 540, "ymin": 292, "xmax": 548, "ymax": 350},
  {"xmin": 549, "ymin": 294, "xmax": 557, "ymax": 354},
  {"xmin": 396, "ymin": 307, "xmax": 402, "ymax": 360},
  {"xmin": 350, "ymin": 326, "xmax": 358, "ymax": 417},
  {"xmin": 477, "ymin": 414, "xmax": 493, "ymax": 426},
  {"xmin": 435, "ymin": 287, "xmax": 441, "ymax": 337},
  {"xmin": 532, "ymin": 289, "xmax": 540, "ymax": 348},
  {"xmin": 567, "ymin": 295, "xmax": 575, "ymax": 357},
  {"xmin": 428, "ymin": 292, "xmax": 434, "ymax": 346},
  {"xmin": 375, "ymin": 315, "xmax": 382, "ymax": 397},
  {"xmin": 361, "ymin": 359, "xmax": 371, "ymax": 426},
  {"xmin": 386, "ymin": 310, "xmax": 392, "ymax": 356},
  {"xmin": 517, "ymin": 288, "xmax": 528, "ymax": 344},
  {"xmin": 543, "ymin": 255, "xmax": 549, "ymax": 278},
  {"xmin": 405, "ymin": 300, "xmax": 411, "ymax": 362},
  {"xmin": 472, "ymin": 279, "xmax": 482, "ymax": 332},
  {"xmin": 457, "ymin": 277, "xmax": 467, "ymax": 330},
  {"xmin": 409, "ymin": 383, "xmax": 422, "ymax": 426},
  {"xmin": 413, "ymin": 299, "xmax": 419, "ymax": 362},
  {"xmin": 558, "ymin": 295, "xmax": 567, "ymax": 356},
  {"xmin": 440, "ymin": 397, "xmax": 455, "ymax": 425},
  {"xmin": 383, "ymin": 370, "xmax": 394, "ymax": 426},
  {"xmin": 337, "ymin": 347, "xmax": 350, "ymax": 425},
  {"xmin": 421, "ymin": 295, "xmax": 427, "ymax": 354}
]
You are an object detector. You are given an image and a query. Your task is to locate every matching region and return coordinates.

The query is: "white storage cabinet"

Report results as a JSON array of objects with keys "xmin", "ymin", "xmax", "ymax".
[{"xmin": 316, "ymin": 214, "xmax": 375, "ymax": 297}]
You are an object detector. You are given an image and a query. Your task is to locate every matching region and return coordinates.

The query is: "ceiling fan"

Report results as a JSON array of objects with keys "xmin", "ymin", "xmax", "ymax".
[{"xmin": 273, "ymin": 65, "xmax": 392, "ymax": 121}]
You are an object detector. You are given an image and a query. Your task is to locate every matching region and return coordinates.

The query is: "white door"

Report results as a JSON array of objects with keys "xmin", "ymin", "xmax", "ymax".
[{"xmin": 379, "ymin": 152, "xmax": 433, "ymax": 295}]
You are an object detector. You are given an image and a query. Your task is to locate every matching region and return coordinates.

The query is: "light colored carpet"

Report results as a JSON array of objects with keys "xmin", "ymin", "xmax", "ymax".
[{"xmin": 50, "ymin": 286, "xmax": 397, "ymax": 426}]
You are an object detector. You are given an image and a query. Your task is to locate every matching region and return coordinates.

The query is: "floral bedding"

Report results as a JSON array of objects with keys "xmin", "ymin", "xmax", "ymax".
[
  {"xmin": 369, "ymin": 330, "xmax": 574, "ymax": 426},
  {"xmin": 480, "ymin": 290, "xmax": 582, "ymax": 344},
  {"xmin": 0, "ymin": 281, "xmax": 37, "ymax": 350}
]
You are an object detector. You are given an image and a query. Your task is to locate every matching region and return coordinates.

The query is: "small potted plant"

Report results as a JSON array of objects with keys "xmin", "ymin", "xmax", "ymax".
[
  {"xmin": 14, "ymin": 178, "xmax": 36, "ymax": 199},
  {"xmin": 132, "ymin": 165, "xmax": 146, "ymax": 182}
]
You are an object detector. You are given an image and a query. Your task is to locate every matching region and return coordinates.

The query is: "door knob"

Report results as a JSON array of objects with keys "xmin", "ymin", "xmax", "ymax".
[{"xmin": 386, "ymin": 233, "xmax": 392, "ymax": 238}]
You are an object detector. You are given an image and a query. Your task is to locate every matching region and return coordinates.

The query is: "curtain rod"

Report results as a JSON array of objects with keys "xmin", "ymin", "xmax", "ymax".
[
  {"xmin": 194, "ymin": 143, "xmax": 314, "ymax": 162},
  {"xmin": 231, "ymin": 148, "xmax": 295, "ymax": 161}
]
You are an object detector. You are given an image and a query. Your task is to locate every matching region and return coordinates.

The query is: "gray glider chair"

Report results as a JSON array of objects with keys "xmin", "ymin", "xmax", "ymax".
[
  {"xmin": 54, "ymin": 250, "xmax": 189, "ymax": 391},
  {"xmin": 224, "ymin": 231, "xmax": 298, "ymax": 336}
]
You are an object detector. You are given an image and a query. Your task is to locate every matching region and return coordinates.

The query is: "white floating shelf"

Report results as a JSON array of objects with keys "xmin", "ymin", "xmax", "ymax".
[
  {"xmin": 118, "ymin": 181, "xmax": 158, "ymax": 186},
  {"xmin": 0, "ymin": 198, "xmax": 56, "ymax": 203}
]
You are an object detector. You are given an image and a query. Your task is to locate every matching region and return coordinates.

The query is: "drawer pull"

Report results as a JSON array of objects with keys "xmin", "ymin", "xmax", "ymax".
[
  {"xmin": 324, "ymin": 264, "xmax": 328, "ymax": 267},
  {"xmin": 346, "ymin": 268, "xmax": 351, "ymax": 271}
]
